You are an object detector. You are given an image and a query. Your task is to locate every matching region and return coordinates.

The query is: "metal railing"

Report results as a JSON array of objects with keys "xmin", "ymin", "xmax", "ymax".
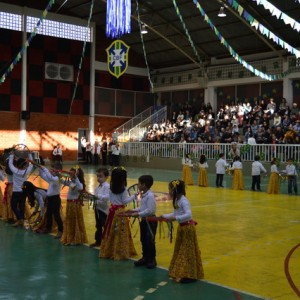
[
  {"xmin": 128, "ymin": 106, "xmax": 167, "ymax": 142},
  {"xmin": 115, "ymin": 106, "xmax": 154, "ymax": 142},
  {"xmin": 119, "ymin": 142, "xmax": 300, "ymax": 164}
]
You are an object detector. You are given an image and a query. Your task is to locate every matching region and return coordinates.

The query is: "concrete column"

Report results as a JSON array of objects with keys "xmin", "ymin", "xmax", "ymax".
[
  {"xmin": 204, "ymin": 86, "xmax": 217, "ymax": 111},
  {"xmin": 89, "ymin": 23, "xmax": 96, "ymax": 144},
  {"xmin": 282, "ymin": 60, "xmax": 293, "ymax": 105},
  {"xmin": 20, "ymin": 9, "xmax": 27, "ymax": 144}
]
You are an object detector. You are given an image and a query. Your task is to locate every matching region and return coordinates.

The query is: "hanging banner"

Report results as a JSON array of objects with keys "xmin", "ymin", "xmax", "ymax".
[{"xmin": 106, "ymin": 40, "xmax": 130, "ymax": 78}]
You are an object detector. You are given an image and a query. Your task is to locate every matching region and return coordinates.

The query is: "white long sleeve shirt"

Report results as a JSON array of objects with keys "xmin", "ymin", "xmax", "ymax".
[
  {"xmin": 182, "ymin": 158, "xmax": 193, "ymax": 167},
  {"xmin": 94, "ymin": 181, "xmax": 110, "ymax": 214},
  {"xmin": 39, "ymin": 167, "xmax": 61, "ymax": 196},
  {"xmin": 9, "ymin": 154, "xmax": 33, "ymax": 192},
  {"xmin": 252, "ymin": 161, "xmax": 267, "ymax": 176},
  {"xmin": 109, "ymin": 189, "xmax": 134, "ymax": 206},
  {"xmin": 215, "ymin": 158, "xmax": 229, "ymax": 174},
  {"xmin": 132, "ymin": 190, "xmax": 156, "ymax": 217},
  {"xmin": 63, "ymin": 177, "xmax": 83, "ymax": 200},
  {"xmin": 286, "ymin": 164, "xmax": 298, "ymax": 176},
  {"xmin": 232, "ymin": 161, "xmax": 243, "ymax": 170},
  {"xmin": 270, "ymin": 164, "xmax": 279, "ymax": 174},
  {"xmin": 162, "ymin": 195, "xmax": 192, "ymax": 224}
]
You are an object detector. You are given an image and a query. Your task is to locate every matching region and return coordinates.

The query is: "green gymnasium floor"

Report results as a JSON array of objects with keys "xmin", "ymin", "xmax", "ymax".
[
  {"xmin": 1, "ymin": 164, "xmax": 300, "ymax": 300},
  {"xmin": 0, "ymin": 222, "xmax": 263, "ymax": 300}
]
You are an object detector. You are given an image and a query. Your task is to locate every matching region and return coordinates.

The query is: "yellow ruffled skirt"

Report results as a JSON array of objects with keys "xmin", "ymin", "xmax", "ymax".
[
  {"xmin": 267, "ymin": 173, "xmax": 280, "ymax": 194},
  {"xmin": 100, "ymin": 207, "xmax": 137, "ymax": 260},
  {"xmin": 169, "ymin": 224, "xmax": 204, "ymax": 281},
  {"xmin": 1, "ymin": 183, "xmax": 15, "ymax": 222},
  {"xmin": 232, "ymin": 169, "xmax": 244, "ymax": 190},
  {"xmin": 61, "ymin": 201, "xmax": 87, "ymax": 245},
  {"xmin": 198, "ymin": 168, "xmax": 208, "ymax": 187},
  {"xmin": 182, "ymin": 165, "xmax": 194, "ymax": 186}
]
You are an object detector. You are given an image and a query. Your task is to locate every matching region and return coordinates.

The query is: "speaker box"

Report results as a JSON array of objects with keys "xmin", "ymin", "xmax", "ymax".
[{"xmin": 20, "ymin": 111, "xmax": 30, "ymax": 120}]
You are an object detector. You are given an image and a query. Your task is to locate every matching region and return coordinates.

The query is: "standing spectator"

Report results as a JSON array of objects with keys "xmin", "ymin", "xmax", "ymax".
[
  {"xmin": 93, "ymin": 140, "xmax": 101, "ymax": 165},
  {"xmin": 111, "ymin": 142, "xmax": 121, "ymax": 166},
  {"xmin": 101, "ymin": 139, "xmax": 108, "ymax": 166},
  {"xmin": 80, "ymin": 137, "xmax": 87, "ymax": 162},
  {"xmin": 251, "ymin": 155, "xmax": 267, "ymax": 192},
  {"xmin": 52, "ymin": 144, "xmax": 63, "ymax": 169},
  {"xmin": 85, "ymin": 141, "xmax": 93, "ymax": 164}
]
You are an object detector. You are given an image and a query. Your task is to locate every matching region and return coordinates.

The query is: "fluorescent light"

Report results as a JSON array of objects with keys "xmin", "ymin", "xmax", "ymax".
[
  {"xmin": 218, "ymin": 7, "xmax": 226, "ymax": 17},
  {"xmin": 141, "ymin": 24, "xmax": 148, "ymax": 34}
]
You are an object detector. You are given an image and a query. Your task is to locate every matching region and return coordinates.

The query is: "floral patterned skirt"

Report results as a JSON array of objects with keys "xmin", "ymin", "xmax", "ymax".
[
  {"xmin": 198, "ymin": 168, "xmax": 208, "ymax": 187},
  {"xmin": 182, "ymin": 165, "xmax": 194, "ymax": 186},
  {"xmin": 267, "ymin": 173, "xmax": 280, "ymax": 194},
  {"xmin": 100, "ymin": 207, "xmax": 137, "ymax": 260},
  {"xmin": 61, "ymin": 201, "xmax": 87, "ymax": 245},
  {"xmin": 1, "ymin": 183, "xmax": 15, "ymax": 221},
  {"xmin": 232, "ymin": 169, "xmax": 244, "ymax": 190},
  {"xmin": 169, "ymin": 224, "xmax": 204, "ymax": 281}
]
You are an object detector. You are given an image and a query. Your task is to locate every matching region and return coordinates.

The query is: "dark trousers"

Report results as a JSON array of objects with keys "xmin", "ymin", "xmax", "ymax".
[
  {"xmin": 46, "ymin": 195, "xmax": 63, "ymax": 232},
  {"xmin": 86, "ymin": 151, "xmax": 92, "ymax": 164},
  {"xmin": 112, "ymin": 154, "xmax": 120, "ymax": 166},
  {"xmin": 94, "ymin": 209, "xmax": 107, "ymax": 244},
  {"xmin": 11, "ymin": 191, "xmax": 26, "ymax": 220},
  {"xmin": 252, "ymin": 175, "xmax": 261, "ymax": 190},
  {"xmin": 102, "ymin": 152, "xmax": 107, "ymax": 165},
  {"xmin": 288, "ymin": 176, "xmax": 298, "ymax": 194},
  {"xmin": 216, "ymin": 174, "xmax": 224, "ymax": 187},
  {"xmin": 94, "ymin": 154, "xmax": 99, "ymax": 165},
  {"xmin": 81, "ymin": 147, "xmax": 86, "ymax": 161},
  {"xmin": 140, "ymin": 218, "xmax": 157, "ymax": 263}
]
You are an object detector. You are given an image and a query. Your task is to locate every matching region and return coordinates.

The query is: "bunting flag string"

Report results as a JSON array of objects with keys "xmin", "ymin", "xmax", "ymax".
[
  {"xmin": 225, "ymin": 0, "xmax": 300, "ymax": 58},
  {"xmin": 0, "ymin": 0, "xmax": 55, "ymax": 84},
  {"xmin": 106, "ymin": 0, "xmax": 131, "ymax": 38},
  {"xmin": 251, "ymin": 0, "xmax": 300, "ymax": 32},
  {"xmin": 69, "ymin": 0, "xmax": 94, "ymax": 114},
  {"xmin": 135, "ymin": 0, "xmax": 153, "ymax": 92},
  {"xmin": 172, "ymin": 0, "xmax": 204, "ymax": 67},
  {"xmin": 192, "ymin": 0, "xmax": 292, "ymax": 81}
]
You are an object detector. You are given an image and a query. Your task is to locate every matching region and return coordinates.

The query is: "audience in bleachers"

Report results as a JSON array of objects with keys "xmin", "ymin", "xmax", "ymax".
[{"xmin": 140, "ymin": 98, "xmax": 300, "ymax": 146}]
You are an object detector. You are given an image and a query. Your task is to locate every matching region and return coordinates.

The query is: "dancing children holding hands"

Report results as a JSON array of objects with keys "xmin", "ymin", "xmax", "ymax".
[
  {"xmin": 100, "ymin": 166, "xmax": 137, "ymax": 260},
  {"xmin": 90, "ymin": 168, "xmax": 110, "ymax": 248},
  {"xmin": 251, "ymin": 155, "xmax": 267, "ymax": 192},
  {"xmin": 38, "ymin": 166, "xmax": 64, "ymax": 237},
  {"xmin": 286, "ymin": 158, "xmax": 298, "ymax": 195},
  {"xmin": 126, "ymin": 175, "xmax": 157, "ymax": 269},
  {"xmin": 161, "ymin": 180, "xmax": 204, "ymax": 283},
  {"xmin": 60, "ymin": 167, "xmax": 88, "ymax": 246},
  {"xmin": 197, "ymin": 154, "xmax": 209, "ymax": 187},
  {"xmin": 215, "ymin": 153, "xmax": 229, "ymax": 188},
  {"xmin": 267, "ymin": 158, "xmax": 280, "ymax": 194},
  {"xmin": 230, "ymin": 156, "xmax": 244, "ymax": 190},
  {"xmin": 182, "ymin": 153, "xmax": 194, "ymax": 186}
]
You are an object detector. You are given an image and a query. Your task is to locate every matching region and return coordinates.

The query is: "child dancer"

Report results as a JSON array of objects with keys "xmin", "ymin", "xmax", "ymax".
[
  {"xmin": 161, "ymin": 179, "xmax": 204, "ymax": 283},
  {"xmin": 21, "ymin": 181, "xmax": 47, "ymax": 224},
  {"xmin": 197, "ymin": 154, "xmax": 208, "ymax": 187},
  {"xmin": 267, "ymin": 158, "xmax": 280, "ymax": 194},
  {"xmin": 182, "ymin": 153, "xmax": 194, "ymax": 186},
  {"xmin": 286, "ymin": 158, "xmax": 298, "ymax": 195},
  {"xmin": 100, "ymin": 166, "xmax": 137, "ymax": 260},
  {"xmin": 0, "ymin": 167, "xmax": 5, "ymax": 219},
  {"xmin": 231, "ymin": 156, "xmax": 244, "ymax": 190},
  {"xmin": 251, "ymin": 155, "xmax": 267, "ymax": 192},
  {"xmin": 61, "ymin": 167, "xmax": 88, "ymax": 246},
  {"xmin": 215, "ymin": 153, "xmax": 228, "ymax": 188},
  {"xmin": 90, "ymin": 168, "xmax": 110, "ymax": 248},
  {"xmin": 9, "ymin": 153, "xmax": 33, "ymax": 227},
  {"xmin": 126, "ymin": 175, "xmax": 157, "ymax": 269},
  {"xmin": 2, "ymin": 164, "xmax": 14, "ymax": 223},
  {"xmin": 38, "ymin": 166, "xmax": 64, "ymax": 238}
]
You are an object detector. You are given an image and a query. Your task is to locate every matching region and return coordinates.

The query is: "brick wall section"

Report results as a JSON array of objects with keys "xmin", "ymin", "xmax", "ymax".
[{"xmin": 0, "ymin": 112, "xmax": 128, "ymax": 161}]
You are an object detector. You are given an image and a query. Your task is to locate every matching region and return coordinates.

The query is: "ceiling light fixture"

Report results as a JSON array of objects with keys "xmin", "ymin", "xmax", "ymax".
[
  {"xmin": 141, "ymin": 23, "xmax": 148, "ymax": 34},
  {"xmin": 218, "ymin": 6, "xmax": 226, "ymax": 17}
]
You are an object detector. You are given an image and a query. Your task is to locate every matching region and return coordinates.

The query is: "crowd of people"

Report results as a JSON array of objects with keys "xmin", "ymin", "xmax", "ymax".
[
  {"xmin": 0, "ymin": 150, "xmax": 204, "ymax": 284},
  {"xmin": 141, "ymin": 98, "xmax": 300, "ymax": 146}
]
